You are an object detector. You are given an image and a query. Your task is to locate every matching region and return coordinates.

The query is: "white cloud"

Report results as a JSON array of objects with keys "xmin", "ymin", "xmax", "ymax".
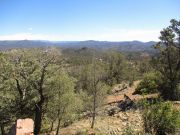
[{"xmin": 0, "ymin": 29, "xmax": 161, "ymax": 41}]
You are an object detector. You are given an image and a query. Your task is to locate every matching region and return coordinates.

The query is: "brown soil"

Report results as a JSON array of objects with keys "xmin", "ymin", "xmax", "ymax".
[{"xmin": 60, "ymin": 110, "xmax": 143, "ymax": 135}]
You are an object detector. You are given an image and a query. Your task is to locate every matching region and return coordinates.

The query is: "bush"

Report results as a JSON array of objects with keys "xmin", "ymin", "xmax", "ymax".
[
  {"xmin": 134, "ymin": 72, "xmax": 162, "ymax": 94},
  {"xmin": 159, "ymin": 79, "xmax": 180, "ymax": 101},
  {"xmin": 143, "ymin": 101, "xmax": 180, "ymax": 135}
]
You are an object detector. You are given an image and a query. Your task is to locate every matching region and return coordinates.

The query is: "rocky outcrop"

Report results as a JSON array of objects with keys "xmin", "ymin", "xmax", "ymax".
[{"xmin": 117, "ymin": 94, "xmax": 135, "ymax": 111}]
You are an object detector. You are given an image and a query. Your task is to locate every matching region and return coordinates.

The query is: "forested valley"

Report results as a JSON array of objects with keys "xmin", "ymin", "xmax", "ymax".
[{"xmin": 0, "ymin": 19, "xmax": 180, "ymax": 135}]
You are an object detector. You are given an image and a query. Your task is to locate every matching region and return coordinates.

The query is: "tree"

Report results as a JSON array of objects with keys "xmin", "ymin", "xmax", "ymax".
[
  {"xmin": 47, "ymin": 70, "xmax": 82, "ymax": 135},
  {"xmin": 90, "ymin": 81, "xmax": 108, "ymax": 128},
  {"xmin": 2, "ymin": 47, "xmax": 61, "ymax": 134},
  {"xmin": 154, "ymin": 19, "xmax": 180, "ymax": 100},
  {"xmin": 31, "ymin": 48, "xmax": 59, "ymax": 135},
  {"xmin": 81, "ymin": 57, "xmax": 109, "ymax": 128},
  {"xmin": 0, "ymin": 53, "xmax": 16, "ymax": 135},
  {"xmin": 134, "ymin": 72, "xmax": 162, "ymax": 94},
  {"xmin": 104, "ymin": 51, "xmax": 127, "ymax": 86}
]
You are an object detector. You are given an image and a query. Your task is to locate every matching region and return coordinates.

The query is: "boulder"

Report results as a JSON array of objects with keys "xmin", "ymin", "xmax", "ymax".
[{"xmin": 9, "ymin": 118, "xmax": 34, "ymax": 135}]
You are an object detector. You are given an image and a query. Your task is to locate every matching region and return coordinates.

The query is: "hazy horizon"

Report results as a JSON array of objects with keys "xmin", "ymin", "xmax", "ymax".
[{"xmin": 0, "ymin": 39, "xmax": 157, "ymax": 43}]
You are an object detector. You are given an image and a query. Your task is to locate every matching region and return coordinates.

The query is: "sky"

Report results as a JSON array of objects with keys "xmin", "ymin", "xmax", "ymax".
[{"xmin": 0, "ymin": 0, "xmax": 179, "ymax": 41}]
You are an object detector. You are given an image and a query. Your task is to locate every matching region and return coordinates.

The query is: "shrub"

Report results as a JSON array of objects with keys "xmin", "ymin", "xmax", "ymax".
[
  {"xmin": 143, "ymin": 101, "xmax": 180, "ymax": 135},
  {"xmin": 134, "ymin": 72, "xmax": 162, "ymax": 94}
]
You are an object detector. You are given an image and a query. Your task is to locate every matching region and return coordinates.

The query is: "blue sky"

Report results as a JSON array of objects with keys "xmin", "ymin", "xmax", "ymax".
[{"xmin": 0, "ymin": 0, "xmax": 179, "ymax": 41}]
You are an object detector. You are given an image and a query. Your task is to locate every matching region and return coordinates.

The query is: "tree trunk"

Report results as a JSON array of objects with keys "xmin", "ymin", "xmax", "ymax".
[
  {"xmin": 56, "ymin": 118, "xmax": 61, "ymax": 135},
  {"xmin": 91, "ymin": 111, "xmax": 95, "ymax": 128},
  {"xmin": 1, "ymin": 124, "xmax": 5, "ymax": 135},
  {"xmin": 34, "ymin": 65, "xmax": 46, "ymax": 135},
  {"xmin": 91, "ymin": 53, "xmax": 97, "ymax": 129},
  {"xmin": 91, "ymin": 94, "xmax": 96, "ymax": 128},
  {"xmin": 34, "ymin": 101, "xmax": 43, "ymax": 135}
]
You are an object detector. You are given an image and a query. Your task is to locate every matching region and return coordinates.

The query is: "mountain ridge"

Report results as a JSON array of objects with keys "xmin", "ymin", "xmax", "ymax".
[{"xmin": 0, "ymin": 40, "xmax": 157, "ymax": 52}]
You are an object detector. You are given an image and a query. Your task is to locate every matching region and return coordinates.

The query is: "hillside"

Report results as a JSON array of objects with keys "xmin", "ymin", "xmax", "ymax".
[
  {"xmin": 0, "ymin": 40, "xmax": 156, "ymax": 52},
  {"xmin": 59, "ymin": 81, "xmax": 152, "ymax": 135}
]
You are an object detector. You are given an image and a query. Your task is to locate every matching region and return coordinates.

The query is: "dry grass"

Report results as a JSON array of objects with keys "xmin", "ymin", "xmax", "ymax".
[
  {"xmin": 60, "ymin": 81, "xmax": 145, "ymax": 135},
  {"xmin": 60, "ymin": 110, "xmax": 143, "ymax": 135}
]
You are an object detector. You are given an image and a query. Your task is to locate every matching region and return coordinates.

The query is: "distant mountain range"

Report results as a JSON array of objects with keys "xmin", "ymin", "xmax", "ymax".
[{"xmin": 0, "ymin": 40, "xmax": 157, "ymax": 52}]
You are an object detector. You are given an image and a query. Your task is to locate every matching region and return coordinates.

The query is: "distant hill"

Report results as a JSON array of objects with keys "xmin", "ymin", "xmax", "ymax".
[
  {"xmin": 0, "ymin": 40, "xmax": 157, "ymax": 52},
  {"xmin": 0, "ymin": 40, "xmax": 55, "ymax": 50}
]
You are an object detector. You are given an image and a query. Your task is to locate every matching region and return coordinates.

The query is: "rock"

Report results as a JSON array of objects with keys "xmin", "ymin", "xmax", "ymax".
[
  {"xmin": 118, "ymin": 94, "xmax": 135, "ymax": 111},
  {"xmin": 121, "ymin": 116, "xmax": 128, "ymax": 121},
  {"xmin": 16, "ymin": 118, "xmax": 34, "ymax": 135},
  {"xmin": 124, "ymin": 112, "xmax": 129, "ymax": 117},
  {"xmin": 107, "ymin": 106, "xmax": 120, "ymax": 116},
  {"xmin": 9, "ymin": 118, "xmax": 34, "ymax": 135},
  {"xmin": 122, "ymin": 122, "xmax": 127, "ymax": 126}
]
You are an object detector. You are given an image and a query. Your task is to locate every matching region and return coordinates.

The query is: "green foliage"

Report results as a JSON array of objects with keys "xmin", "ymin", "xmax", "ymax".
[
  {"xmin": 0, "ymin": 48, "xmax": 64, "ymax": 134},
  {"xmin": 153, "ymin": 19, "xmax": 180, "ymax": 100},
  {"xmin": 46, "ymin": 70, "xmax": 83, "ymax": 134},
  {"xmin": 104, "ymin": 51, "xmax": 128, "ymax": 86},
  {"xmin": 143, "ymin": 101, "xmax": 180, "ymax": 135},
  {"xmin": 135, "ymin": 72, "xmax": 162, "ymax": 94},
  {"xmin": 138, "ymin": 58, "xmax": 152, "ymax": 74},
  {"xmin": 66, "ymin": 49, "xmax": 144, "ymax": 91},
  {"xmin": 0, "ymin": 53, "xmax": 17, "ymax": 132}
]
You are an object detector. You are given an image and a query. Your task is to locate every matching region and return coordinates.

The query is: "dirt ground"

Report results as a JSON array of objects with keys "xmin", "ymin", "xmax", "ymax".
[{"xmin": 60, "ymin": 110, "xmax": 143, "ymax": 135}]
